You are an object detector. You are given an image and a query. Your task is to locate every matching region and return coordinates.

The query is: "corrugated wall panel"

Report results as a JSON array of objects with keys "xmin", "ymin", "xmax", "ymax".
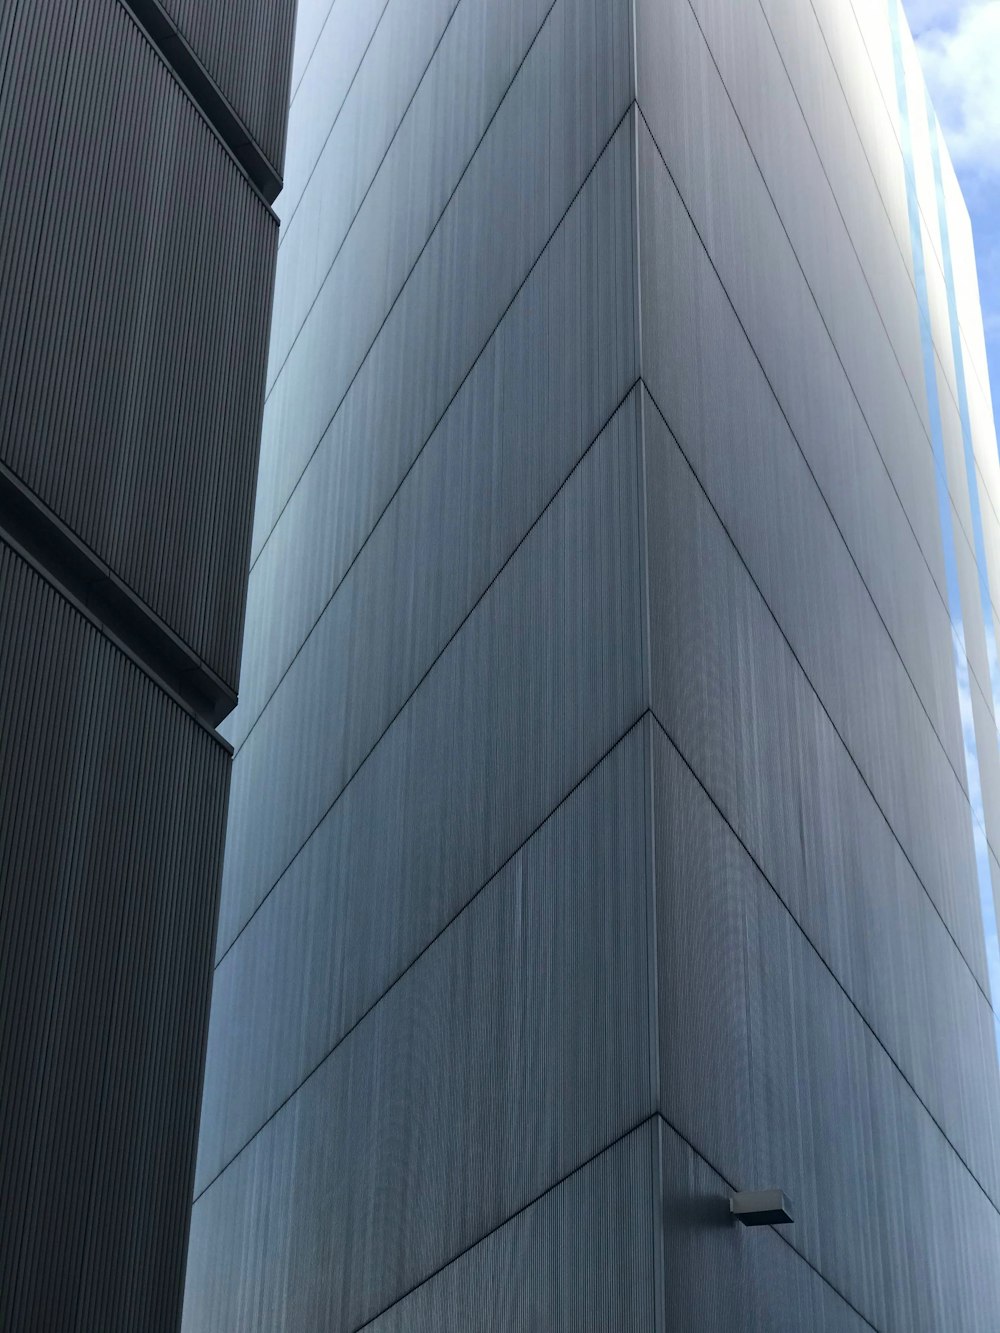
[
  {"xmin": 642, "ymin": 347, "xmax": 1000, "ymax": 1205},
  {"xmin": 656, "ymin": 1119, "xmax": 873, "ymax": 1331},
  {"xmin": 184, "ymin": 0, "xmax": 648, "ymax": 1312},
  {"xmin": 250, "ymin": 0, "xmax": 633, "ymax": 560},
  {"xmin": 0, "ymin": 0, "xmax": 276, "ymax": 687},
  {"xmin": 198, "ymin": 389, "xmax": 644, "ymax": 1188},
  {"xmin": 636, "ymin": 116, "xmax": 986, "ymax": 992},
  {"xmin": 635, "ymin": 0, "xmax": 963, "ymax": 788},
  {"xmin": 359, "ymin": 1121, "xmax": 662, "ymax": 1332},
  {"xmin": 649, "ymin": 700, "xmax": 1000, "ymax": 1326},
  {"xmin": 158, "ymin": 0, "xmax": 297, "ymax": 173},
  {"xmin": 183, "ymin": 0, "xmax": 1000, "ymax": 1322},
  {"xmin": 640, "ymin": 132, "xmax": 1000, "ymax": 1318},
  {"xmin": 0, "ymin": 540, "xmax": 230, "ymax": 1332},
  {"xmin": 231, "ymin": 118, "xmax": 637, "ymax": 754},
  {"xmin": 270, "ymin": 0, "xmax": 547, "ymax": 364},
  {"xmin": 217, "ymin": 123, "xmax": 639, "ymax": 953},
  {"xmin": 274, "ymin": 0, "xmax": 409, "ymax": 231},
  {"xmin": 185, "ymin": 727, "xmax": 653, "ymax": 1330}
]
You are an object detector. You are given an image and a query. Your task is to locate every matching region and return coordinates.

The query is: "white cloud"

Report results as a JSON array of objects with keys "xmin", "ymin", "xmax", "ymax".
[
  {"xmin": 913, "ymin": 0, "xmax": 1000, "ymax": 175},
  {"xmin": 906, "ymin": 0, "xmax": 963, "ymax": 36}
]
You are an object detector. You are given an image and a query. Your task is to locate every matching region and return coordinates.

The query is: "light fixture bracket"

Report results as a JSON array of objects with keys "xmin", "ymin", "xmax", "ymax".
[{"xmin": 730, "ymin": 1189, "xmax": 794, "ymax": 1226}]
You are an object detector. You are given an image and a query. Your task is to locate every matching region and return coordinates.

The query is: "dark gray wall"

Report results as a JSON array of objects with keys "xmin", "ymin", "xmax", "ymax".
[
  {"xmin": 0, "ymin": 543, "xmax": 229, "ymax": 1332},
  {"xmin": 1, "ymin": 0, "xmax": 278, "ymax": 687},
  {"xmin": 155, "ymin": 0, "xmax": 296, "ymax": 172},
  {"xmin": 185, "ymin": 0, "xmax": 1000, "ymax": 1327},
  {"xmin": 635, "ymin": 0, "xmax": 1000, "ymax": 1318},
  {"xmin": 0, "ymin": 0, "xmax": 295, "ymax": 1328}
]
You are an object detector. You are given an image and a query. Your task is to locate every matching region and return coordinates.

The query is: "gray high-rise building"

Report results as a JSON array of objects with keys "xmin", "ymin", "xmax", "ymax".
[
  {"xmin": 183, "ymin": 0, "xmax": 1000, "ymax": 1327},
  {"xmin": 0, "ymin": 2, "xmax": 295, "ymax": 1328}
]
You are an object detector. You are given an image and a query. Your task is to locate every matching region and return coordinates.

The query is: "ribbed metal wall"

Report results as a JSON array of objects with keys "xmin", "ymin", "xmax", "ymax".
[
  {"xmin": 360, "ymin": 1121, "xmax": 663, "ymax": 1331},
  {"xmin": 636, "ymin": 0, "xmax": 1000, "ymax": 1322},
  {"xmin": 1, "ymin": 0, "xmax": 295, "ymax": 1329},
  {"xmin": 184, "ymin": 0, "xmax": 1000, "ymax": 1325},
  {"xmin": 186, "ymin": 0, "xmax": 652, "ymax": 1324},
  {"xmin": 0, "ymin": 0, "xmax": 277, "ymax": 687},
  {"xmin": 158, "ymin": 0, "xmax": 297, "ymax": 173},
  {"xmin": 0, "ymin": 542, "xmax": 229, "ymax": 1331}
]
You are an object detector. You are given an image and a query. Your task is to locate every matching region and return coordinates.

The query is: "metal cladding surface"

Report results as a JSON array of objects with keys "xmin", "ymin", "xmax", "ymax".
[
  {"xmin": 153, "ymin": 0, "xmax": 297, "ymax": 179},
  {"xmin": 186, "ymin": 0, "xmax": 1000, "ymax": 1328},
  {"xmin": 0, "ymin": 544, "xmax": 230, "ymax": 1331},
  {"xmin": 0, "ymin": 0, "xmax": 278, "ymax": 687},
  {"xmin": 0, "ymin": 0, "xmax": 295, "ymax": 1329}
]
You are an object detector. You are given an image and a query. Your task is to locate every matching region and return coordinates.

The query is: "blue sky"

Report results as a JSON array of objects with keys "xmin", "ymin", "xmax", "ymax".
[{"xmin": 904, "ymin": 0, "xmax": 1000, "ymax": 426}]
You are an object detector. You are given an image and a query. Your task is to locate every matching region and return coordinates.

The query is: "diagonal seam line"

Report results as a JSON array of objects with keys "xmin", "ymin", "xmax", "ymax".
[
  {"xmin": 689, "ymin": 0, "xmax": 1000, "ymax": 850},
  {"xmin": 647, "ymin": 368, "xmax": 1000, "ymax": 1210},
  {"xmin": 0, "ymin": 459, "xmax": 231, "ymax": 714},
  {"xmin": 648, "ymin": 698, "xmax": 1000, "ymax": 1228},
  {"xmin": 763, "ymin": 0, "xmax": 998, "ymax": 586},
  {"xmin": 278, "ymin": 0, "xmax": 396, "ymax": 242},
  {"xmin": 216, "ymin": 373, "xmax": 640, "ymax": 964},
  {"xmin": 234, "ymin": 351, "xmax": 638, "ymax": 761},
  {"xmin": 644, "ymin": 1116, "xmax": 880, "ymax": 1333},
  {"xmin": 224, "ymin": 90, "xmax": 633, "ymax": 755},
  {"xmin": 826, "ymin": 0, "xmax": 1000, "ymax": 525},
  {"xmin": 195, "ymin": 712, "xmax": 650, "ymax": 1203},
  {"xmin": 643, "ymin": 378, "xmax": 999, "ymax": 1027},
  {"xmin": 250, "ymin": 0, "xmax": 565, "ymax": 573},
  {"xmin": 216, "ymin": 115, "xmax": 998, "ymax": 1219},
  {"xmin": 349, "ymin": 1111, "xmax": 879, "ymax": 1333},
  {"xmin": 747, "ymin": 0, "xmax": 1000, "ymax": 679},
  {"xmin": 638, "ymin": 103, "xmax": 1000, "ymax": 882},
  {"xmin": 349, "ymin": 1114, "xmax": 663, "ymax": 1332},
  {"xmin": 658, "ymin": 7, "xmax": 1000, "ymax": 825},
  {"xmin": 217, "ymin": 108, "xmax": 637, "ymax": 966},
  {"xmin": 277, "ymin": 0, "xmax": 460, "ymax": 253},
  {"xmin": 237, "ymin": 85, "xmax": 634, "ymax": 751},
  {"xmin": 218, "ymin": 98, "xmax": 634, "ymax": 954},
  {"xmin": 235, "ymin": 13, "xmax": 596, "ymax": 755},
  {"xmin": 287, "ymin": 0, "xmax": 346, "ymax": 107}
]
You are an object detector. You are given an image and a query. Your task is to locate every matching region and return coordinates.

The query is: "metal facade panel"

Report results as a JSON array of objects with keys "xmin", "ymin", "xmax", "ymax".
[
  {"xmin": 0, "ymin": 0, "xmax": 276, "ymax": 686},
  {"xmin": 198, "ymin": 388, "xmax": 644, "ymax": 1188},
  {"xmin": 656, "ymin": 1120, "xmax": 873, "ymax": 1331},
  {"xmin": 358, "ymin": 1121, "xmax": 661, "ymax": 1332},
  {"xmin": 217, "ymin": 126, "xmax": 640, "ymax": 954},
  {"xmin": 634, "ymin": 0, "xmax": 963, "ymax": 786},
  {"xmin": 649, "ymin": 699, "xmax": 1000, "ymax": 1326},
  {"xmin": 157, "ymin": 0, "xmax": 297, "ymax": 171},
  {"xmin": 215, "ymin": 374, "xmax": 642, "ymax": 973},
  {"xmin": 271, "ymin": 0, "xmax": 549, "ymax": 357},
  {"xmin": 0, "ymin": 542, "xmax": 230, "ymax": 1332},
  {"xmin": 274, "ymin": 0, "xmax": 442, "ymax": 232},
  {"xmin": 250, "ymin": 0, "xmax": 633, "ymax": 562},
  {"xmin": 643, "ymin": 381, "xmax": 1000, "ymax": 1209},
  {"xmin": 1, "ymin": 0, "xmax": 293, "ymax": 1325},
  {"xmin": 636, "ymin": 118, "xmax": 987, "ymax": 987},
  {"xmin": 184, "ymin": 0, "xmax": 1000, "ymax": 1324},
  {"xmin": 231, "ymin": 132, "xmax": 637, "ymax": 756},
  {"xmin": 186, "ymin": 728, "xmax": 653, "ymax": 1330},
  {"xmin": 633, "ymin": 15, "xmax": 1000, "ymax": 1295}
]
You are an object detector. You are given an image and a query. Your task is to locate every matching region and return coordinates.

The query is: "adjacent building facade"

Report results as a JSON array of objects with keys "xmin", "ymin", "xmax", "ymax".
[
  {"xmin": 0, "ymin": 2, "xmax": 295, "ymax": 1328},
  {"xmin": 184, "ymin": 0, "xmax": 1000, "ymax": 1327}
]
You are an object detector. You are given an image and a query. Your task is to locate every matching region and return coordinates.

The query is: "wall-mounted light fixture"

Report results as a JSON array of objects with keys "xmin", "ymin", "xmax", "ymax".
[{"xmin": 730, "ymin": 1190, "xmax": 794, "ymax": 1226}]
